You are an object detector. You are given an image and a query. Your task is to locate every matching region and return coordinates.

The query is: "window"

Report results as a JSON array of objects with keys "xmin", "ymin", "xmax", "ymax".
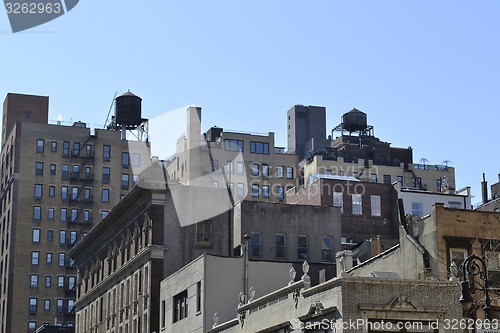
[
  {"xmin": 58, "ymin": 253, "xmax": 65, "ymax": 267},
  {"xmin": 223, "ymin": 139, "xmax": 243, "ymax": 152},
  {"xmin": 56, "ymin": 299, "xmax": 64, "ymax": 313},
  {"xmin": 84, "ymin": 188, "xmax": 91, "ymax": 201},
  {"xmin": 173, "ymin": 290, "xmax": 188, "ymax": 323},
  {"xmin": 50, "ymin": 164, "xmax": 56, "ymax": 175},
  {"xmin": 59, "ymin": 230, "xmax": 66, "ymax": 244},
  {"xmin": 32, "ymin": 251, "xmax": 40, "ymax": 265},
  {"xmin": 101, "ymin": 210, "xmax": 109, "ymax": 219},
  {"xmin": 333, "ymin": 192, "xmax": 343, "ymax": 213},
  {"xmin": 371, "ymin": 174, "xmax": 377, "ymax": 183},
  {"xmin": 277, "ymin": 186, "xmax": 284, "ymax": 200},
  {"xmin": 371, "ymin": 195, "xmax": 381, "ymax": 216},
  {"xmin": 122, "ymin": 152, "xmax": 130, "ymax": 167},
  {"xmin": 68, "ymin": 276, "xmax": 76, "ymax": 290},
  {"xmin": 226, "ymin": 161, "xmax": 234, "ymax": 174},
  {"xmin": 383, "ymin": 174, "xmax": 391, "ymax": 184},
  {"xmin": 103, "ymin": 145, "xmax": 111, "ymax": 158},
  {"xmin": 60, "ymin": 208, "xmax": 67, "ymax": 222},
  {"xmin": 46, "ymin": 208, "xmax": 54, "ymax": 220},
  {"xmin": 252, "ymin": 184, "xmax": 259, "ymax": 197},
  {"xmin": 28, "ymin": 321, "xmax": 36, "ymax": 333},
  {"xmin": 36, "ymin": 139, "xmax": 44, "ymax": 153},
  {"xmin": 212, "ymin": 160, "xmax": 218, "ymax": 172},
  {"xmin": 237, "ymin": 162, "xmax": 244, "ymax": 175},
  {"xmin": 57, "ymin": 276, "xmax": 64, "ymax": 290},
  {"xmin": 70, "ymin": 231, "xmax": 77, "ymax": 245},
  {"xmin": 34, "ymin": 184, "xmax": 42, "ymax": 199},
  {"xmin": 30, "ymin": 274, "xmax": 39, "ymax": 289},
  {"xmin": 322, "ymin": 236, "xmax": 333, "ymax": 261},
  {"xmin": 249, "ymin": 232, "xmax": 261, "ymax": 258},
  {"xmin": 72, "ymin": 165, "xmax": 80, "ymax": 179},
  {"xmin": 277, "ymin": 166, "xmax": 284, "ymax": 178},
  {"xmin": 251, "ymin": 163, "xmax": 259, "ymax": 176},
  {"xmin": 71, "ymin": 209, "xmax": 78, "ymax": 222},
  {"xmin": 352, "ymin": 171, "xmax": 358, "ymax": 178},
  {"xmin": 47, "ymin": 230, "xmax": 53, "ymax": 242},
  {"xmin": 45, "ymin": 276, "xmax": 52, "ymax": 287},
  {"xmin": 63, "ymin": 141, "xmax": 70, "ymax": 156},
  {"xmin": 102, "ymin": 167, "xmax": 110, "ymax": 182},
  {"xmin": 62, "ymin": 164, "xmax": 69, "ymax": 179},
  {"xmin": 32, "ymin": 228, "xmax": 41, "ymax": 243},
  {"xmin": 196, "ymin": 281, "xmax": 201, "ymax": 313},
  {"xmin": 121, "ymin": 174, "xmax": 129, "ymax": 189},
  {"xmin": 68, "ymin": 299, "xmax": 75, "ymax": 314},
  {"xmin": 275, "ymin": 233, "xmax": 286, "ymax": 259},
  {"xmin": 49, "ymin": 186, "xmax": 55, "ymax": 197},
  {"xmin": 61, "ymin": 186, "xmax": 68, "ymax": 201},
  {"xmin": 212, "ymin": 181, "xmax": 218, "ymax": 188},
  {"xmin": 262, "ymin": 185, "xmax": 269, "ymax": 198},
  {"xmin": 102, "ymin": 189, "xmax": 110, "ymax": 202},
  {"xmin": 450, "ymin": 248, "xmax": 467, "ymax": 279},
  {"xmin": 33, "ymin": 206, "xmax": 41, "ymax": 220},
  {"xmin": 237, "ymin": 183, "xmax": 244, "ymax": 197},
  {"xmin": 25, "ymin": 111, "xmax": 31, "ymax": 119},
  {"xmin": 133, "ymin": 153, "xmax": 141, "ymax": 167},
  {"xmin": 286, "ymin": 166, "xmax": 294, "ymax": 179},
  {"xmin": 352, "ymin": 194, "xmax": 362, "ymax": 215},
  {"xmin": 50, "ymin": 141, "xmax": 57, "ymax": 152},
  {"xmin": 397, "ymin": 175, "xmax": 403, "ymax": 186},
  {"xmin": 44, "ymin": 299, "xmax": 50, "ymax": 311},
  {"xmin": 86, "ymin": 144, "xmax": 92, "ymax": 157},
  {"xmin": 46, "ymin": 252, "xmax": 52, "ymax": 264},
  {"xmin": 83, "ymin": 210, "xmax": 91, "ymax": 222},
  {"xmin": 196, "ymin": 221, "xmax": 212, "ymax": 243},
  {"xmin": 71, "ymin": 187, "xmax": 78, "ymax": 201},
  {"xmin": 411, "ymin": 202, "xmax": 423, "ymax": 218},
  {"xmin": 250, "ymin": 141, "xmax": 269, "ymax": 154},
  {"xmin": 297, "ymin": 235, "xmax": 308, "ymax": 260},
  {"xmin": 35, "ymin": 162, "xmax": 43, "ymax": 175},
  {"xmin": 132, "ymin": 174, "xmax": 140, "ymax": 187},
  {"xmin": 73, "ymin": 142, "xmax": 80, "ymax": 156},
  {"xmin": 262, "ymin": 164, "xmax": 269, "ymax": 178},
  {"xmin": 85, "ymin": 167, "xmax": 91, "ymax": 178},
  {"xmin": 412, "ymin": 177, "xmax": 422, "ymax": 188},
  {"xmin": 486, "ymin": 251, "xmax": 500, "ymax": 288},
  {"xmin": 29, "ymin": 298, "xmax": 37, "ymax": 313}
]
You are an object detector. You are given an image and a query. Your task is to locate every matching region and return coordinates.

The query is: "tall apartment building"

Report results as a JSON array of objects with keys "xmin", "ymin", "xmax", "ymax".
[
  {"xmin": 166, "ymin": 106, "xmax": 298, "ymax": 203},
  {"xmin": 0, "ymin": 93, "xmax": 149, "ymax": 333}
]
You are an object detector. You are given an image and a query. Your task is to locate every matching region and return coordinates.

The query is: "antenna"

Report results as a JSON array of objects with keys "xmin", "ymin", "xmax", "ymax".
[{"xmin": 103, "ymin": 91, "xmax": 118, "ymax": 129}]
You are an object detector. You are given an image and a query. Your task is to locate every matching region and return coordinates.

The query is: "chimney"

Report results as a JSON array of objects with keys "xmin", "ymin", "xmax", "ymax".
[
  {"xmin": 482, "ymin": 173, "xmax": 489, "ymax": 205},
  {"xmin": 336, "ymin": 250, "xmax": 353, "ymax": 276}
]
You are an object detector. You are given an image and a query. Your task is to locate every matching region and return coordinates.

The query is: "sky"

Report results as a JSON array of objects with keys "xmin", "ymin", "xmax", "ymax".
[{"xmin": 1, "ymin": 1, "xmax": 499, "ymax": 205}]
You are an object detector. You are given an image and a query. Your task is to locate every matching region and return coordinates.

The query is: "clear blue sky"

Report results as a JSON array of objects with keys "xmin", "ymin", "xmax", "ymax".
[{"xmin": 1, "ymin": 1, "xmax": 499, "ymax": 205}]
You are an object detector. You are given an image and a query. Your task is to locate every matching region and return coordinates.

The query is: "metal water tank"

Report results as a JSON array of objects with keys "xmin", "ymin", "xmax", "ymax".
[
  {"xmin": 342, "ymin": 108, "xmax": 367, "ymax": 132},
  {"xmin": 115, "ymin": 91, "xmax": 142, "ymax": 125}
]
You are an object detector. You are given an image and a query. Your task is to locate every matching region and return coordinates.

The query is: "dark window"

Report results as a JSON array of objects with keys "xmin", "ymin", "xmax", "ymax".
[
  {"xmin": 35, "ymin": 162, "xmax": 43, "ymax": 176},
  {"xmin": 84, "ymin": 188, "xmax": 91, "ymax": 201},
  {"xmin": 51, "ymin": 141, "xmax": 57, "ymax": 152},
  {"xmin": 122, "ymin": 152, "xmax": 130, "ymax": 167},
  {"xmin": 56, "ymin": 299, "xmax": 64, "ymax": 313},
  {"xmin": 86, "ymin": 144, "xmax": 92, "ymax": 157},
  {"xmin": 63, "ymin": 141, "xmax": 70, "ymax": 156},
  {"xmin": 73, "ymin": 142, "xmax": 80, "ymax": 156},
  {"xmin": 277, "ymin": 186, "xmax": 284, "ymax": 200},
  {"xmin": 121, "ymin": 174, "xmax": 129, "ymax": 189},
  {"xmin": 50, "ymin": 164, "xmax": 56, "ymax": 175},
  {"xmin": 298, "ymin": 235, "xmax": 308, "ymax": 260},
  {"xmin": 25, "ymin": 111, "xmax": 32, "ymax": 119},
  {"xmin": 250, "ymin": 141, "xmax": 269, "ymax": 154},
  {"xmin": 252, "ymin": 184, "xmax": 259, "ymax": 197},
  {"xmin": 62, "ymin": 164, "xmax": 69, "ymax": 179},
  {"xmin": 196, "ymin": 221, "xmax": 212, "ymax": 244},
  {"xmin": 223, "ymin": 139, "xmax": 243, "ymax": 152},
  {"xmin": 85, "ymin": 167, "xmax": 92, "ymax": 178},
  {"xmin": 322, "ymin": 236, "xmax": 333, "ymax": 261},
  {"xmin": 103, "ymin": 145, "xmax": 111, "ymax": 158},
  {"xmin": 72, "ymin": 165, "xmax": 80, "ymax": 179},
  {"xmin": 102, "ymin": 167, "xmax": 110, "ymax": 182},
  {"xmin": 173, "ymin": 290, "xmax": 188, "ymax": 323},
  {"xmin": 45, "ymin": 276, "xmax": 52, "ymax": 287},
  {"xmin": 44, "ymin": 299, "xmax": 50, "ymax": 311},
  {"xmin": 47, "ymin": 230, "xmax": 53, "ymax": 242},
  {"xmin": 36, "ymin": 139, "xmax": 44, "ymax": 153},
  {"xmin": 249, "ymin": 232, "xmax": 261, "ymax": 258},
  {"xmin": 33, "ymin": 206, "xmax": 41, "ymax": 220},
  {"xmin": 383, "ymin": 174, "xmax": 391, "ymax": 184},
  {"xmin": 49, "ymin": 186, "xmax": 55, "ymax": 197},
  {"xmin": 251, "ymin": 163, "xmax": 259, "ymax": 177},
  {"xmin": 275, "ymin": 234, "xmax": 286, "ymax": 259}
]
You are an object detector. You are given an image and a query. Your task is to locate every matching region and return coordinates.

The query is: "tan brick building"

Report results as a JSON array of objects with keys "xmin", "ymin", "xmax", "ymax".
[{"xmin": 0, "ymin": 93, "xmax": 149, "ymax": 332}]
